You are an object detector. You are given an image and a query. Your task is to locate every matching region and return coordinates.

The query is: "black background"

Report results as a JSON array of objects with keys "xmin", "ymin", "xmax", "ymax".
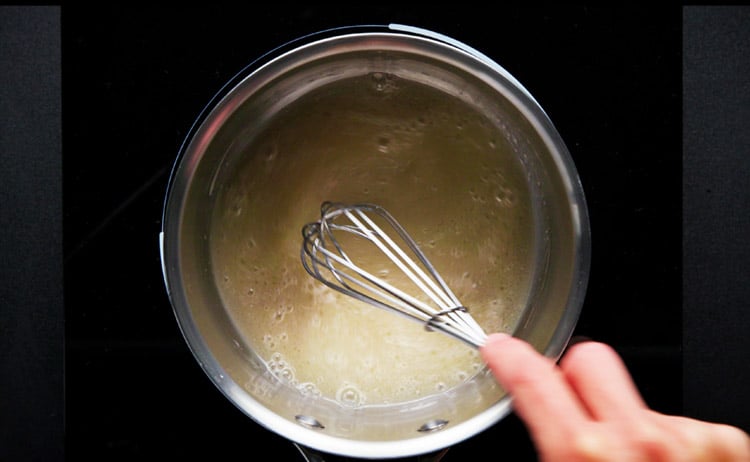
[{"xmin": 2, "ymin": 5, "xmax": 748, "ymax": 461}]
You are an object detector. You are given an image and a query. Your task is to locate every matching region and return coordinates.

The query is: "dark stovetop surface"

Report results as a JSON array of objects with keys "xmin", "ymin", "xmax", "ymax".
[
  {"xmin": 15, "ymin": 7, "xmax": 750, "ymax": 462},
  {"xmin": 60, "ymin": 6, "xmax": 685, "ymax": 461}
]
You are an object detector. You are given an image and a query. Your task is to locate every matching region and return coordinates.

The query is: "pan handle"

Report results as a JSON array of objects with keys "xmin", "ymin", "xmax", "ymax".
[{"xmin": 294, "ymin": 443, "xmax": 450, "ymax": 462}]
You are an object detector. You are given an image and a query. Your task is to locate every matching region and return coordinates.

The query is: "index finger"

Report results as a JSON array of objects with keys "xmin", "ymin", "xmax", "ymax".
[{"xmin": 480, "ymin": 333, "xmax": 589, "ymax": 444}]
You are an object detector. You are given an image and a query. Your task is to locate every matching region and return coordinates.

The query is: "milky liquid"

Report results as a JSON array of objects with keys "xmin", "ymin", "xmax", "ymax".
[{"xmin": 209, "ymin": 72, "xmax": 535, "ymax": 407}]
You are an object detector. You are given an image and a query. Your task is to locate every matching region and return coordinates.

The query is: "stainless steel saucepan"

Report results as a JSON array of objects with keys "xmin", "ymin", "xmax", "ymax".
[{"xmin": 160, "ymin": 24, "xmax": 590, "ymax": 460}]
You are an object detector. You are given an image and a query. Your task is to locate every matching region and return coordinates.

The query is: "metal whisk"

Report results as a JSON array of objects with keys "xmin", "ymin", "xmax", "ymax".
[{"xmin": 301, "ymin": 201, "xmax": 488, "ymax": 348}]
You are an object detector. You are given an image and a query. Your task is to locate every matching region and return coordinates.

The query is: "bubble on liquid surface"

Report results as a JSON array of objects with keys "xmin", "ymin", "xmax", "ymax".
[
  {"xmin": 371, "ymin": 72, "xmax": 385, "ymax": 91},
  {"xmin": 494, "ymin": 186, "xmax": 516, "ymax": 208},
  {"xmin": 377, "ymin": 136, "xmax": 390, "ymax": 153},
  {"xmin": 336, "ymin": 383, "xmax": 365, "ymax": 407},
  {"xmin": 273, "ymin": 305, "xmax": 293, "ymax": 323},
  {"xmin": 268, "ymin": 352, "xmax": 296, "ymax": 384},
  {"xmin": 277, "ymin": 367, "xmax": 295, "ymax": 383},
  {"xmin": 369, "ymin": 72, "xmax": 398, "ymax": 94},
  {"xmin": 297, "ymin": 382, "xmax": 322, "ymax": 398},
  {"xmin": 263, "ymin": 142, "xmax": 278, "ymax": 163}
]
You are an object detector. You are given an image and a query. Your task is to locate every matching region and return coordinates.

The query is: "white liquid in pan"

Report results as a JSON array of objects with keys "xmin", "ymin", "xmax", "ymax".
[{"xmin": 210, "ymin": 72, "xmax": 535, "ymax": 407}]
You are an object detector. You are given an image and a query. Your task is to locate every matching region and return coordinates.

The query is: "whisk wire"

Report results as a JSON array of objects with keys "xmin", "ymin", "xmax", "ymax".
[
  {"xmin": 345, "ymin": 209, "xmax": 454, "ymax": 312},
  {"xmin": 301, "ymin": 202, "xmax": 488, "ymax": 348},
  {"xmin": 303, "ymin": 222, "xmax": 421, "ymax": 322},
  {"xmin": 305, "ymin": 244, "xmax": 482, "ymax": 346},
  {"xmin": 310, "ymin": 242, "xmax": 429, "ymax": 320},
  {"xmin": 346, "ymin": 208, "xmax": 486, "ymax": 341}
]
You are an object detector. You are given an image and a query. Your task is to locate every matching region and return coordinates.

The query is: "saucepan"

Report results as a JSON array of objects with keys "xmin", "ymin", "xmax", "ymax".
[{"xmin": 159, "ymin": 24, "xmax": 590, "ymax": 460}]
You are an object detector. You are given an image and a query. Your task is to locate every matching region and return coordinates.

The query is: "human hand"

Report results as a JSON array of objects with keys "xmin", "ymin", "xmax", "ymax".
[{"xmin": 480, "ymin": 333, "xmax": 750, "ymax": 461}]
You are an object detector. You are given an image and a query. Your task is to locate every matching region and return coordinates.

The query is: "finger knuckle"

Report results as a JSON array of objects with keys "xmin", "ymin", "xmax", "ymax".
[
  {"xmin": 711, "ymin": 424, "xmax": 750, "ymax": 461},
  {"xmin": 629, "ymin": 424, "xmax": 675, "ymax": 461},
  {"xmin": 553, "ymin": 428, "xmax": 615, "ymax": 462}
]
